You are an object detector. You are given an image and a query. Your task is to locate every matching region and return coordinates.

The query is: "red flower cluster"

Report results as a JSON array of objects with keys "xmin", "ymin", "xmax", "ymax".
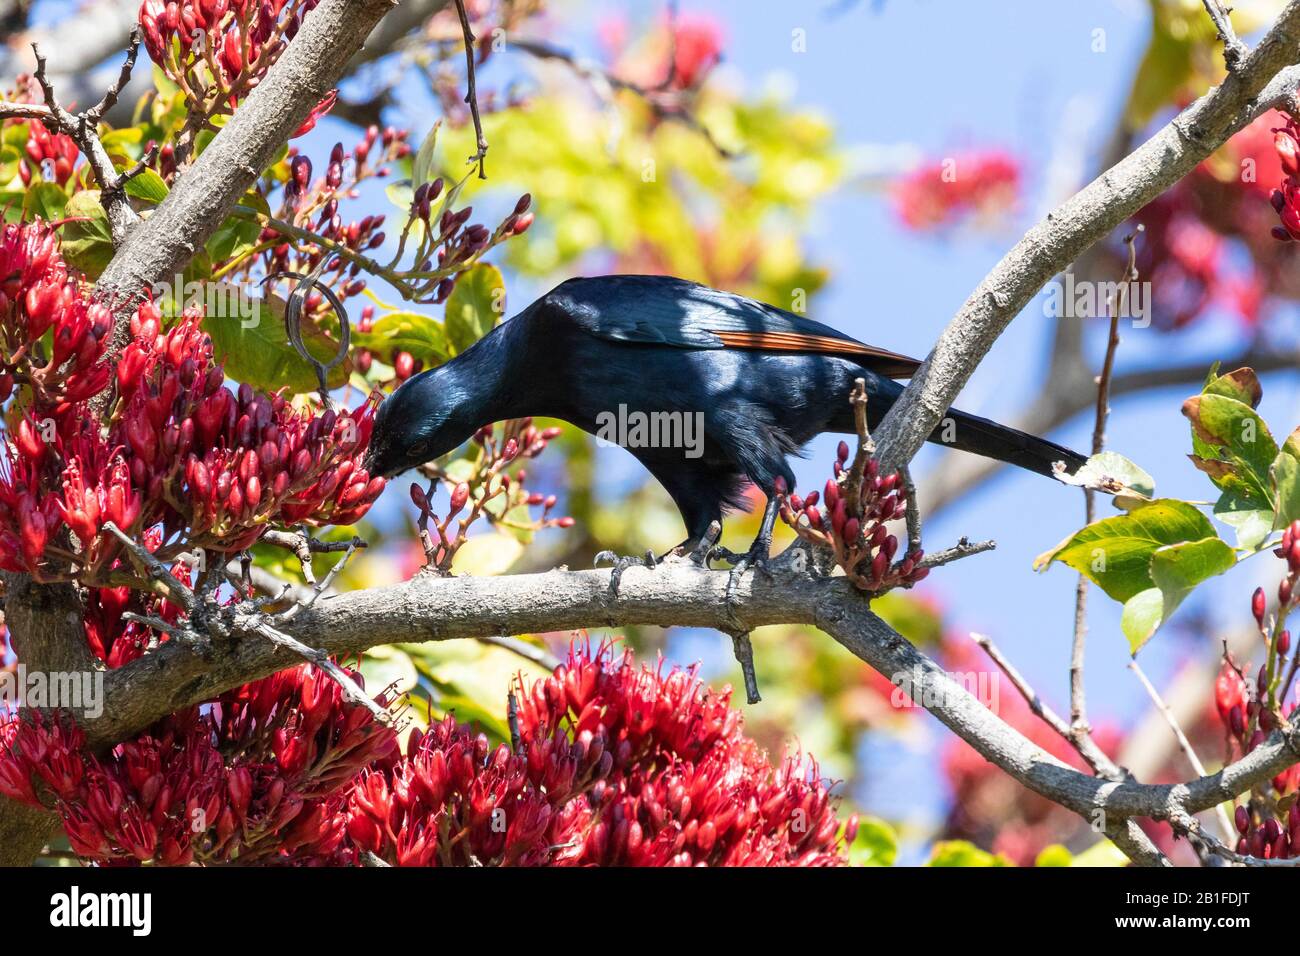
[
  {"xmin": 1, "ymin": 639, "xmax": 852, "ymax": 866},
  {"xmin": 891, "ymin": 150, "xmax": 1020, "ymax": 231},
  {"xmin": 307, "ymin": 641, "xmax": 855, "ymax": 866},
  {"xmin": 780, "ymin": 440, "xmax": 926, "ymax": 592},
  {"xmin": 0, "ymin": 663, "xmax": 398, "ymax": 864},
  {"xmin": 19, "ymin": 120, "xmax": 79, "ymax": 186},
  {"xmin": 139, "ymin": 0, "xmax": 328, "ymax": 120},
  {"xmin": 1271, "ymin": 116, "xmax": 1300, "ymax": 243},
  {"xmin": 1233, "ymin": 802, "xmax": 1300, "ymax": 861},
  {"xmin": 0, "ymin": 221, "xmax": 384, "ymax": 581}
]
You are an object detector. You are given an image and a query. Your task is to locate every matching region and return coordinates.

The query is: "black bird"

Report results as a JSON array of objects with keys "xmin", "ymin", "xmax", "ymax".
[{"xmin": 365, "ymin": 275, "xmax": 1086, "ymax": 584}]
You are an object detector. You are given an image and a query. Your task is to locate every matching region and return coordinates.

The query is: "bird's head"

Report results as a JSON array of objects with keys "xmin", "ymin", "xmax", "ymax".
[{"xmin": 364, "ymin": 367, "xmax": 484, "ymax": 478}]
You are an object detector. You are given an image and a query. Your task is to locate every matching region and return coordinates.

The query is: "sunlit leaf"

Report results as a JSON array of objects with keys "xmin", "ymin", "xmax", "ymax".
[
  {"xmin": 59, "ymin": 189, "xmax": 114, "ymax": 278},
  {"xmin": 201, "ymin": 290, "xmax": 351, "ymax": 392},
  {"xmin": 1034, "ymin": 498, "xmax": 1220, "ymax": 602},
  {"xmin": 444, "ymin": 262, "xmax": 505, "ymax": 355}
]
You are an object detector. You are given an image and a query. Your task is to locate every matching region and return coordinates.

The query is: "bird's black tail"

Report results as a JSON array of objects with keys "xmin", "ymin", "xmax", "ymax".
[{"xmin": 935, "ymin": 406, "xmax": 1087, "ymax": 478}]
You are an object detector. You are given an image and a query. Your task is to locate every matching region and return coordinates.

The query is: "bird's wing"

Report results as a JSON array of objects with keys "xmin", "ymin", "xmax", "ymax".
[{"xmin": 538, "ymin": 275, "xmax": 922, "ymax": 379}]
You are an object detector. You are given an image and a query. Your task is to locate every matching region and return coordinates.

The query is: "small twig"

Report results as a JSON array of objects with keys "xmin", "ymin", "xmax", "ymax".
[
  {"xmin": 275, "ymin": 538, "xmax": 361, "ymax": 625},
  {"xmin": 841, "ymin": 378, "xmax": 875, "ymax": 512},
  {"xmin": 1170, "ymin": 808, "xmax": 1300, "ymax": 867},
  {"xmin": 1128, "ymin": 660, "xmax": 1236, "ymax": 844},
  {"xmin": 27, "ymin": 29, "xmax": 151, "ymax": 245},
  {"xmin": 255, "ymin": 620, "xmax": 394, "ymax": 727},
  {"xmin": 1069, "ymin": 227, "xmax": 1142, "ymax": 744},
  {"xmin": 917, "ymin": 537, "xmax": 995, "ymax": 569},
  {"xmin": 900, "ymin": 464, "xmax": 922, "ymax": 554},
  {"xmin": 476, "ymin": 635, "xmax": 561, "ymax": 671},
  {"xmin": 102, "ymin": 522, "xmax": 196, "ymax": 612},
  {"xmin": 452, "ymin": 0, "xmax": 488, "ymax": 178},
  {"xmin": 970, "ymin": 631, "xmax": 1125, "ymax": 781},
  {"xmin": 729, "ymin": 631, "xmax": 761, "ymax": 704},
  {"xmin": 1202, "ymin": 1, "xmax": 1249, "ymax": 71},
  {"xmin": 360, "ymin": 850, "xmax": 391, "ymax": 867},
  {"xmin": 120, "ymin": 611, "xmax": 189, "ymax": 641},
  {"xmin": 261, "ymin": 528, "xmax": 367, "ymax": 587}
]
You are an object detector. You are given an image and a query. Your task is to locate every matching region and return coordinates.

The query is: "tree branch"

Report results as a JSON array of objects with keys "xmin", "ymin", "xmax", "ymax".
[
  {"xmin": 40, "ymin": 560, "xmax": 1287, "ymax": 868},
  {"xmin": 870, "ymin": 1, "xmax": 1300, "ymax": 474}
]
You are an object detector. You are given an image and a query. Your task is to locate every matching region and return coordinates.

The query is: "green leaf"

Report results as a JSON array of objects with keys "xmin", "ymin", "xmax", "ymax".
[
  {"xmin": 122, "ymin": 168, "xmax": 169, "ymax": 204},
  {"xmin": 1214, "ymin": 492, "xmax": 1273, "ymax": 550},
  {"xmin": 1034, "ymin": 844, "xmax": 1073, "ymax": 867},
  {"xmin": 1034, "ymin": 498, "xmax": 1220, "ymax": 603},
  {"xmin": 1055, "ymin": 451, "xmax": 1155, "ymax": 503},
  {"xmin": 352, "ymin": 310, "xmax": 449, "ymax": 367},
  {"xmin": 210, "ymin": 192, "xmax": 269, "ymax": 266},
  {"xmin": 444, "ymin": 263, "xmax": 505, "ymax": 355},
  {"xmin": 449, "ymin": 532, "xmax": 524, "ymax": 576},
  {"xmin": 1120, "ymin": 588, "xmax": 1163, "ymax": 654},
  {"xmin": 201, "ymin": 290, "xmax": 351, "ymax": 393},
  {"xmin": 1272, "ymin": 447, "xmax": 1300, "ymax": 531},
  {"xmin": 22, "ymin": 182, "xmax": 67, "ymax": 222},
  {"xmin": 1123, "ymin": 536, "xmax": 1236, "ymax": 652},
  {"xmin": 1183, "ymin": 392, "xmax": 1278, "ymax": 504},
  {"xmin": 359, "ymin": 645, "xmax": 419, "ymax": 695},
  {"xmin": 0, "ymin": 190, "xmax": 26, "ymax": 223},
  {"xmin": 411, "ymin": 122, "xmax": 441, "ymax": 190},
  {"xmin": 1204, "ymin": 366, "xmax": 1261, "ymax": 407},
  {"xmin": 847, "ymin": 815, "xmax": 897, "ymax": 867},
  {"xmin": 926, "ymin": 840, "xmax": 1011, "ymax": 867},
  {"xmin": 0, "ymin": 146, "xmax": 21, "ymax": 186},
  {"xmin": 59, "ymin": 190, "xmax": 114, "ymax": 278}
]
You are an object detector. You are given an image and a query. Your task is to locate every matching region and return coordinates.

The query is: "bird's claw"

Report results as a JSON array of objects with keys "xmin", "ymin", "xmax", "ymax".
[
  {"xmin": 686, "ymin": 521, "xmax": 724, "ymax": 567},
  {"xmin": 594, "ymin": 548, "xmax": 658, "ymax": 597},
  {"xmin": 715, "ymin": 543, "xmax": 775, "ymax": 610}
]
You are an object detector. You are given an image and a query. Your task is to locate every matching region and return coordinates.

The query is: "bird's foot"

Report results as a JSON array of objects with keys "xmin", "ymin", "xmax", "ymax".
[
  {"xmin": 594, "ymin": 548, "xmax": 659, "ymax": 597},
  {"xmin": 685, "ymin": 521, "xmax": 724, "ymax": 568},
  {"xmin": 714, "ymin": 540, "xmax": 776, "ymax": 610}
]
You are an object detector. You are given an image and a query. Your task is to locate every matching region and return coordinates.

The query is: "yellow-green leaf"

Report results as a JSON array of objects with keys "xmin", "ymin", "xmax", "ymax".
[{"xmin": 444, "ymin": 262, "xmax": 505, "ymax": 355}]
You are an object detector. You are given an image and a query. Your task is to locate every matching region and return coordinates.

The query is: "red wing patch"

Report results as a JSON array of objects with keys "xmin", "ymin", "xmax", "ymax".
[{"xmin": 712, "ymin": 330, "xmax": 921, "ymax": 378}]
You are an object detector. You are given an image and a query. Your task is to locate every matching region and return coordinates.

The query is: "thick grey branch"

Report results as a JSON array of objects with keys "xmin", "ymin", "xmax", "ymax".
[
  {"xmin": 871, "ymin": 1, "xmax": 1300, "ymax": 473},
  {"xmin": 65, "ymin": 559, "xmax": 1299, "ymax": 869}
]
